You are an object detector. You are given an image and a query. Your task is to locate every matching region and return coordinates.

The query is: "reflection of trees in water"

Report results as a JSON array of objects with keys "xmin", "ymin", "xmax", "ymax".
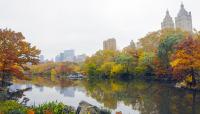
[
  {"xmin": 59, "ymin": 87, "xmax": 76, "ymax": 97},
  {"xmin": 3, "ymin": 77, "xmax": 200, "ymax": 114},
  {"xmin": 11, "ymin": 76, "xmax": 76, "ymax": 97},
  {"xmin": 13, "ymin": 76, "xmax": 75, "ymax": 89},
  {"xmin": 83, "ymin": 79, "xmax": 200, "ymax": 114}
]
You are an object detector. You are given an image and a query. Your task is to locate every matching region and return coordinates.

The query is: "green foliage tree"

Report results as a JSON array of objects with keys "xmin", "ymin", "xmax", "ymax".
[
  {"xmin": 135, "ymin": 52, "xmax": 155, "ymax": 76},
  {"xmin": 157, "ymin": 34, "xmax": 183, "ymax": 68},
  {"xmin": 115, "ymin": 54, "xmax": 135, "ymax": 74},
  {"xmin": 138, "ymin": 29, "xmax": 187, "ymax": 52}
]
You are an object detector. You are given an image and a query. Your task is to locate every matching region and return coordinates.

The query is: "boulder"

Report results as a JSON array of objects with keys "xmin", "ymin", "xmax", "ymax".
[{"xmin": 76, "ymin": 101, "xmax": 100, "ymax": 114}]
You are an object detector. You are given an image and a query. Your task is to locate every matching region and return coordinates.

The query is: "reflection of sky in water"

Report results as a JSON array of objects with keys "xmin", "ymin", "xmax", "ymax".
[{"xmin": 9, "ymin": 84, "xmax": 139, "ymax": 114}]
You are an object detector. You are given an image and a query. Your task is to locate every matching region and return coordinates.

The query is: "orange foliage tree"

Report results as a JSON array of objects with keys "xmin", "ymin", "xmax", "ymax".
[
  {"xmin": 170, "ymin": 37, "xmax": 200, "ymax": 86},
  {"xmin": 0, "ymin": 29, "xmax": 40, "ymax": 82}
]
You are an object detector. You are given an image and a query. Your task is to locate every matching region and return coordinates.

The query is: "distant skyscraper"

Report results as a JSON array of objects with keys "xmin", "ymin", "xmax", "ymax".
[
  {"xmin": 161, "ymin": 3, "xmax": 193, "ymax": 32},
  {"xmin": 55, "ymin": 55, "xmax": 61, "ymax": 62},
  {"xmin": 103, "ymin": 38, "xmax": 117, "ymax": 51},
  {"xmin": 175, "ymin": 3, "xmax": 192, "ymax": 32},
  {"xmin": 75, "ymin": 54, "xmax": 87, "ymax": 63},
  {"xmin": 63, "ymin": 50, "xmax": 75, "ymax": 62},
  {"xmin": 39, "ymin": 55, "xmax": 45, "ymax": 63},
  {"xmin": 129, "ymin": 40, "xmax": 136, "ymax": 49},
  {"xmin": 55, "ymin": 50, "xmax": 75, "ymax": 62},
  {"xmin": 161, "ymin": 10, "xmax": 174, "ymax": 29},
  {"xmin": 123, "ymin": 40, "xmax": 136, "ymax": 53},
  {"xmin": 60, "ymin": 53, "xmax": 65, "ymax": 62}
]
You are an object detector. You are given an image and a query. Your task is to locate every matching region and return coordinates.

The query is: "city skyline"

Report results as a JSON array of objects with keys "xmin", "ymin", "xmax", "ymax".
[
  {"xmin": 161, "ymin": 3, "xmax": 193, "ymax": 32},
  {"xmin": 0, "ymin": 0, "xmax": 200, "ymax": 59}
]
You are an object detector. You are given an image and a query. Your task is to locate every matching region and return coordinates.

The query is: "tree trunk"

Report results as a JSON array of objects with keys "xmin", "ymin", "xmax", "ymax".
[
  {"xmin": 192, "ymin": 91, "xmax": 196, "ymax": 114},
  {"xmin": 191, "ymin": 68, "xmax": 196, "ymax": 87},
  {"xmin": 1, "ymin": 71, "xmax": 6, "ymax": 87}
]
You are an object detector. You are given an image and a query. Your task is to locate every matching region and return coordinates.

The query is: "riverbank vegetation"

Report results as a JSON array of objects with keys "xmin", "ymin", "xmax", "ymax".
[
  {"xmin": 0, "ymin": 100, "xmax": 76, "ymax": 114},
  {"xmin": 2, "ymin": 28, "xmax": 198, "ymax": 89},
  {"xmin": 82, "ymin": 29, "xmax": 200, "ymax": 89},
  {"xmin": 29, "ymin": 61, "xmax": 80, "ymax": 77},
  {"xmin": 0, "ymin": 100, "xmax": 111, "ymax": 114},
  {"xmin": 1, "ymin": 28, "xmax": 200, "ymax": 113}
]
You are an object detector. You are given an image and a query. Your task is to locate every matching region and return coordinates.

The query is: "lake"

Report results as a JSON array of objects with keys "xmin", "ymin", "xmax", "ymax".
[{"xmin": 9, "ymin": 76, "xmax": 200, "ymax": 114}]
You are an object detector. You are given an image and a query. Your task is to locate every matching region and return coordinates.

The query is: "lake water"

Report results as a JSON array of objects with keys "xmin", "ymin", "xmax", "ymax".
[{"xmin": 9, "ymin": 77, "xmax": 200, "ymax": 114}]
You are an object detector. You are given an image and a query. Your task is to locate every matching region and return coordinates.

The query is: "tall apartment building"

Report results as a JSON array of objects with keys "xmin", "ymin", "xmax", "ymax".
[
  {"xmin": 103, "ymin": 38, "xmax": 117, "ymax": 51},
  {"xmin": 161, "ymin": 3, "xmax": 192, "ymax": 32},
  {"xmin": 63, "ymin": 50, "xmax": 75, "ymax": 62},
  {"xmin": 55, "ymin": 50, "xmax": 75, "ymax": 62},
  {"xmin": 175, "ymin": 3, "xmax": 192, "ymax": 32},
  {"xmin": 39, "ymin": 55, "xmax": 45, "ymax": 63},
  {"xmin": 161, "ymin": 10, "xmax": 174, "ymax": 29}
]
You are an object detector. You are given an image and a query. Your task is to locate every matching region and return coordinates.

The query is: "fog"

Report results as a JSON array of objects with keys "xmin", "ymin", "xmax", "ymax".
[{"xmin": 0, "ymin": 0, "xmax": 199, "ymax": 59}]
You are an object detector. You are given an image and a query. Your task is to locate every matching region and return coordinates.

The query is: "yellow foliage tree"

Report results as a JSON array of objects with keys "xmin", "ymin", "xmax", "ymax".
[
  {"xmin": 111, "ymin": 64, "xmax": 124, "ymax": 76},
  {"xmin": 170, "ymin": 37, "xmax": 200, "ymax": 87}
]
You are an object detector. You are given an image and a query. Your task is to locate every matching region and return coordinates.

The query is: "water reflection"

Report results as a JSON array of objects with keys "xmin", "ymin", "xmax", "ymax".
[
  {"xmin": 10, "ymin": 77, "xmax": 200, "ymax": 114},
  {"xmin": 83, "ymin": 79, "xmax": 200, "ymax": 114}
]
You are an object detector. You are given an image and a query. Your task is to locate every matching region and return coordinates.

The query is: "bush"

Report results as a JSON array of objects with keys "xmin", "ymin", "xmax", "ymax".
[
  {"xmin": 32, "ymin": 101, "xmax": 75, "ymax": 114},
  {"xmin": 0, "ymin": 101, "xmax": 76, "ymax": 114},
  {"xmin": 0, "ymin": 100, "xmax": 27, "ymax": 114}
]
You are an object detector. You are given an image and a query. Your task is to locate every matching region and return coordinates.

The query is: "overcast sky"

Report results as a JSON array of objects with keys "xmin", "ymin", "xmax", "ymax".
[{"xmin": 0, "ymin": 0, "xmax": 199, "ymax": 59}]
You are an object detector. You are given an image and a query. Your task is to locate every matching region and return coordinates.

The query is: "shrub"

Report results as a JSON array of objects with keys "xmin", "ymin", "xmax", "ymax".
[
  {"xmin": 0, "ymin": 100, "xmax": 27, "ymax": 114},
  {"xmin": 32, "ymin": 101, "xmax": 75, "ymax": 114}
]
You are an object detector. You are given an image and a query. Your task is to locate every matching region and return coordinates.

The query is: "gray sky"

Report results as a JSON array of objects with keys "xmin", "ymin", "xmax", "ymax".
[{"xmin": 0, "ymin": 0, "xmax": 199, "ymax": 59}]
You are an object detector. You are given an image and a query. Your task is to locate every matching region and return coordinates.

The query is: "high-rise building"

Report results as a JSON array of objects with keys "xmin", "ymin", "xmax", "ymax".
[
  {"xmin": 161, "ymin": 10, "xmax": 174, "ymax": 29},
  {"xmin": 55, "ymin": 55, "xmax": 61, "ymax": 62},
  {"xmin": 161, "ymin": 3, "xmax": 193, "ymax": 32},
  {"xmin": 103, "ymin": 38, "xmax": 117, "ymax": 51},
  {"xmin": 63, "ymin": 50, "xmax": 75, "ymax": 62},
  {"xmin": 129, "ymin": 40, "xmax": 136, "ymax": 49},
  {"xmin": 39, "ymin": 55, "xmax": 45, "ymax": 63},
  {"xmin": 175, "ymin": 3, "xmax": 192, "ymax": 32},
  {"xmin": 60, "ymin": 53, "xmax": 65, "ymax": 62},
  {"xmin": 75, "ymin": 54, "xmax": 87, "ymax": 63},
  {"xmin": 55, "ymin": 50, "xmax": 75, "ymax": 62}
]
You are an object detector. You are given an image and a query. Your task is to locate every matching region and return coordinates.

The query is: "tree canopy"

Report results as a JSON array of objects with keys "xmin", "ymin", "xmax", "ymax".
[
  {"xmin": 0, "ymin": 29, "xmax": 40, "ymax": 79},
  {"xmin": 170, "ymin": 37, "xmax": 200, "ymax": 86}
]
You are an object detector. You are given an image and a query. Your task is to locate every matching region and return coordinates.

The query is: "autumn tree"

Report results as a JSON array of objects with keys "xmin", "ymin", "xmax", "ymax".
[
  {"xmin": 115, "ymin": 54, "xmax": 135, "ymax": 74},
  {"xmin": 138, "ymin": 29, "xmax": 187, "ymax": 52},
  {"xmin": 0, "ymin": 29, "xmax": 40, "ymax": 83},
  {"xmin": 135, "ymin": 52, "xmax": 155, "ymax": 76},
  {"xmin": 82, "ymin": 50, "xmax": 120, "ymax": 78},
  {"xmin": 156, "ymin": 34, "xmax": 183, "ymax": 77},
  {"xmin": 170, "ymin": 37, "xmax": 200, "ymax": 87},
  {"xmin": 158, "ymin": 34, "xmax": 182, "ymax": 66}
]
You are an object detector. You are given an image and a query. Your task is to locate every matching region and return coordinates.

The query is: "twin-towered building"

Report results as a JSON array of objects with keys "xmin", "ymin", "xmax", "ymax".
[
  {"xmin": 161, "ymin": 3, "xmax": 193, "ymax": 32},
  {"xmin": 103, "ymin": 4, "xmax": 192, "ymax": 52}
]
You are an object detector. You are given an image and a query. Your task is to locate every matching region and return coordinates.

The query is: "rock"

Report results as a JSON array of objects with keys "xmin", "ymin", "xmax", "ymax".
[
  {"xmin": 0, "ymin": 87, "xmax": 4, "ymax": 91},
  {"xmin": 175, "ymin": 83, "xmax": 182, "ymax": 88},
  {"xmin": 175, "ymin": 81, "xmax": 187, "ymax": 88},
  {"xmin": 63, "ymin": 105, "xmax": 76, "ymax": 114},
  {"xmin": 116, "ymin": 111, "xmax": 122, "ymax": 114},
  {"xmin": 76, "ymin": 101, "xmax": 100, "ymax": 114}
]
